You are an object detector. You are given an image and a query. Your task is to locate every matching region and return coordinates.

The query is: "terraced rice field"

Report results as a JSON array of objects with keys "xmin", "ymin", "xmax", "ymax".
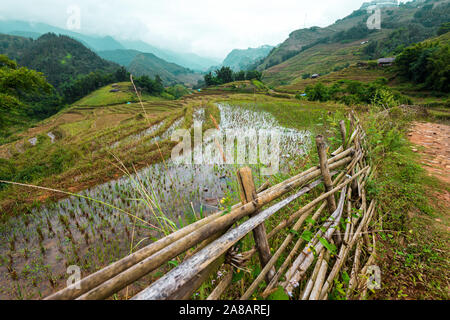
[{"xmin": 0, "ymin": 100, "xmax": 316, "ymax": 299}]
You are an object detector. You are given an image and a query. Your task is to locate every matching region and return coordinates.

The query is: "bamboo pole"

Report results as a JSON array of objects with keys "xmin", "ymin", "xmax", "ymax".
[
  {"xmin": 301, "ymin": 248, "xmax": 325, "ymax": 300},
  {"xmin": 262, "ymin": 202, "xmax": 327, "ymax": 298},
  {"xmin": 284, "ymin": 185, "xmax": 349, "ymax": 295},
  {"xmin": 256, "ymin": 179, "xmax": 271, "ymax": 193},
  {"xmin": 48, "ymin": 148, "xmax": 352, "ymax": 300},
  {"xmin": 258, "ymin": 147, "xmax": 354, "ymax": 198},
  {"xmin": 45, "ymin": 207, "xmax": 225, "ymax": 300},
  {"xmin": 168, "ymin": 254, "xmax": 224, "ymax": 300},
  {"xmin": 80, "ymin": 159, "xmax": 353, "ymax": 300},
  {"xmin": 331, "ymin": 146, "xmax": 343, "ymax": 156},
  {"xmin": 318, "ymin": 200, "xmax": 375, "ymax": 299},
  {"xmin": 263, "ymin": 166, "xmax": 368, "ymax": 298},
  {"xmin": 206, "ymin": 266, "xmax": 233, "ymax": 300},
  {"xmin": 348, "ymin": 127, "xmax": 360, "ymax": 146},
  {"xmin": 339, "ymin": 120, "xmax": 347, "ymax": 150},
  {"xmin": 240, "ymin": 205, "xmax": 317, "ymax": 300},
  {"xmin": 266, "ymin": 172, "xmax": 337, "ymax": 239},
  {"xmin": 237, "ymin": 167, "xmax": 275, "ymax": 283},
  {"xmin": 132, "ymin": 181, "xmax": 322, "ymax": 300},
  {"xmin": 346, "ymin": 238, "xmax": 363, "ymax": 299},
  {"xmin": 309, "ymin": 250, "xmax": 331, "ymax": 300},
  {"xmin": 316, "ymin": 135, "xmax": 337, "ymax": 215}
]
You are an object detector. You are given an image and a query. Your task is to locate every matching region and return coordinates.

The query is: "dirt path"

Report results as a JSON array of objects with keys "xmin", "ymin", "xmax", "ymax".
[
  {"xmin": 408, "ymin": 121, "xmax": 450, "ymax": 223},
  {"xmin": 408, "ymin": 122, "xmax": 450, "ymax": 184}
]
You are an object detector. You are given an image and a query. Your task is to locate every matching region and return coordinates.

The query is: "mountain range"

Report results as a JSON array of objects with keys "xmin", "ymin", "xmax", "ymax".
[
  {"xmin": 221, "ymin": 45, "xmax": 274, "ymax": 71},
  {"xmin": 0, "ymin": 20, "xmax": 220, "ymax": 71},
  {"xmin": 0, "ymin": 33, "xmax": 120, "ymax": 88},
  {"xmin": 98, "ymin": 49, "xmax": 203, "ymax": 86},
  {"xmin": 258, "ymin": 0, "xmax": 450, "ymax": 86}
]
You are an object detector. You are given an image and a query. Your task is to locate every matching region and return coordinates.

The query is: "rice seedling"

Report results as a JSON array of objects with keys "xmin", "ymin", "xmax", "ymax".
[{"xmin": 0, "ymin": 92, "xmax": 337, "ymax": 299}]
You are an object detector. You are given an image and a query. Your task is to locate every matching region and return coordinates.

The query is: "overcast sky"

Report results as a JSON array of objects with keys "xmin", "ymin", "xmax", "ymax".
[{"xmin": 0, "ymin": 0, "xmax": 411, "ymax": 59}]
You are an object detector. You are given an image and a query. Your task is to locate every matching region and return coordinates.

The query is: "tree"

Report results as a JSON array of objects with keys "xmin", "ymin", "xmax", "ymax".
[
  {"xmin": 215, "ymin": 66, "xmax": 233, "ymax": 84},
  {"xmin": 235, "ymin": 70, "xmax": 246, "ymax": 81},
  {"xmin": 0, "ymin": 55, "xmax": 52, "ymax": 130},
  {"xmin": 396, "ymin": 41, "xmax": 449, "ymax": 92},
  {"xmin": 437, "ymin": 22, "xmax": 450, "ymax": 36},
  {"xmin": 246, "ymin": 70, "xmax": 262, "ymax": 81},
  {"xmin": 115, "ymin": 66, "xmax": 129, "ymax": 82},
  {"xmin": 133, "ymin": 74, "xmax": 166, "ymax": 95},
  {"xmin": 204, "ymin": 72, "xmax": 214, "ymax": 86},
  {"xmin": 154, "ymin": 75, "xmax": 164, "ymax": 94}
]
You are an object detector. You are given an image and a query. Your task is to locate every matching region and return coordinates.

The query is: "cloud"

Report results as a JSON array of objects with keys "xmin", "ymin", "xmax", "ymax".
[{"xmin": 0, "ymin": 0, "xmax": 413, "ymax": 59}]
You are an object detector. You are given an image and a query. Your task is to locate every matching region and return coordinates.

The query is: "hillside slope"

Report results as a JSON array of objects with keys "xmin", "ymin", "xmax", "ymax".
[
  {"xmin": 222, "ymin": 45, "xmax": 274, "ymax": 71},
  {"xmin": 261, "ymin": 0, "xmax": 450, "ymax": 86},
  {"xmin": 0, "ymin": 33, "xmax": 120, "ymax": 88},
  {"xmin": 0, "ymin": 20, "xmax": 125, "ymax": 51},
  {"xmin": 97, "ymin": 49, "xmax": 141, "ymax": 67},
  {"xmin": 120, "ymin": 39, "xmax": 219, "ymax": 71},
  {"xmin": 127, "ymin": 52, "xmax": 203, "ymax": 86}
]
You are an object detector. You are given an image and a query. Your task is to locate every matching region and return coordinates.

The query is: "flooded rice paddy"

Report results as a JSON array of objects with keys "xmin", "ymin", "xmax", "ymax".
[{"xmin": 0, "ymin": 103, "xmax": 312, "ymax": 299}]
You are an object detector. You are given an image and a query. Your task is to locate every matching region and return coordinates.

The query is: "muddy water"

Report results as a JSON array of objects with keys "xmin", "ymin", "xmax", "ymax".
[{"xmin": 0, "ymin": 103, "xmax": 312, "ymax": 299}]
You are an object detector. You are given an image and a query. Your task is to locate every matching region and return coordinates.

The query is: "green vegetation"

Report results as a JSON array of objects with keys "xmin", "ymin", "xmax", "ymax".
[
  {"xmin": 303, "ymin": 79, "xmax": 412, "ymax": 107},
  {"xmin": 0, "ymin": 33, "xmax": 133, "ymax": 135},
  {"xmin": 437, "ymin": 22, "xmax": 450, "ymax": 36},
  {"xmin": 0, "ymin": 55, "xmax": 52, "ymax": 132},
  {"xmin": 126, "ymin": 52, "xmax": 202, "ymax": 86},
  {"xmin": 221, "ymin": 45, "xmax": 274, "ymax": 71},
  {"xmin": 133, "ymin": 75, "xmax": 164, "ymax": 95},
  {"xmin": 73, "ymin": 83, "xmax": 136, "ymax": 106},
  {"xmin": 0, "ymin": 33, "xmax": 120, "ymax": 89},
  {"xmin": 60, "ymin": 67, "xmax": 129, "ymax": 105},
  {"xmin": 361, "ymin": 107, "xmax": 449, "ymax": 299},
  {"xmin": 261, "ymin": 0, "xmax": 449, "ymax": 87},
  {"xmin": 204, "ymin": 66, "xmax": 262, "ymax": 86},
  {"xmin": 395, "ymin": 38, "xmax": 450, "ymax": 92}
]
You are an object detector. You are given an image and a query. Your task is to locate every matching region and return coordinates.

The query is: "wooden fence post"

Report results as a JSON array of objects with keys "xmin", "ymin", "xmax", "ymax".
[
  {"xmin": 315, "ymin": 135, "xmax": 337, "ymax": 214},
  {"xmin": 339, "ymin": 120, "xmax": 347, "ymax": 149},
  {"xmin": 316, "ymin": 135, "xmax": 341, "ymax": 245},
  {"xmin": 237, "ymin": 167, "xmax": 275, "ymax": 283}
]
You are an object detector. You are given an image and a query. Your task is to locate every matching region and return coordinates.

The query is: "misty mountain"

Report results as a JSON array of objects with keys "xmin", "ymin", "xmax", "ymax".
[
  {"xmin": 126, "ymin": 52, "xmax": 203, "ymax": 86},
  {"xmin": 258, "ymin": 0, "xmax": 449, "ymax": 72},
  {"xmin": 98, "ymin": 49, "xmax": 203, "ymax": 86},
  {"xmin": 0, "ymin": 33, "xmax": 120, "ymax": 88},
  {"xmin": 119, "ymin": 39, "xmax": 220, "ymax": 71},
  {"xmin": 98, "ymin": 49, "xmax": 141, "ymax": 67},
  {"xmin": 0, "ymin": 20, "xmax": 219, "ymax": 71},
  {"xmin": 221, "ymin": 45, "xmax": 274, "ymax": 71},
  {"xmin": 261, "ymin": 0, "xmax": 450, "ymax": 86},
  {"xmin": 0, "ymin": 20, "xmax": 125, "ymax": 51}
]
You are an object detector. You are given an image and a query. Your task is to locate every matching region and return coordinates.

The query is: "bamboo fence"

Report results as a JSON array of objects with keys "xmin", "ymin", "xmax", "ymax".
[{"xmin": 46, "ymin": 111, "xmax": 378, "ymax": 301}]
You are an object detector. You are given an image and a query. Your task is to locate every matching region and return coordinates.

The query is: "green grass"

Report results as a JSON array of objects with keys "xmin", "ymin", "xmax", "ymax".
[
  {"xmin": 262, "ymin": 30, "xmax": 392, "ymax": 87},
  {"xmin": 59, "ymin": 120, "xmax": 93, "ymax": 136},
  {"xmin": 360, "ymin": 107, "xmax": 449, "ymax": 300},
  {"xmin": 277, "ymin": 66, "xmax": 391, "ymax": 93},
  {"xmin": 73, "ymin": 82, "xmax": 166, "ymax": 107},
  {"xmin": 217, "ymin": 95, "xmax": 346, "ymax": 131}
]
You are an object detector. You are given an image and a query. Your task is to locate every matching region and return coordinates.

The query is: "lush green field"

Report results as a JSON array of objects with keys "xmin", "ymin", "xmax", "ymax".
[
  {"xmin": 73, "ymin": 82, "xmax": 167, "ymax": 107},
  {"xmin": 262, "ymin": 30, "xmax": 392, "ymax": 87}
]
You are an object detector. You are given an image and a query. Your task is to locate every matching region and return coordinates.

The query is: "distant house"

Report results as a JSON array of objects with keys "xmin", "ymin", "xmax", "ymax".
[
  {"xmin": 378, "ymin": 57, "xmax": 396, "ymax": 67},
  {"xmin": 311, "ymin": 74, "xmax": 320, "ymax": 79}
]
